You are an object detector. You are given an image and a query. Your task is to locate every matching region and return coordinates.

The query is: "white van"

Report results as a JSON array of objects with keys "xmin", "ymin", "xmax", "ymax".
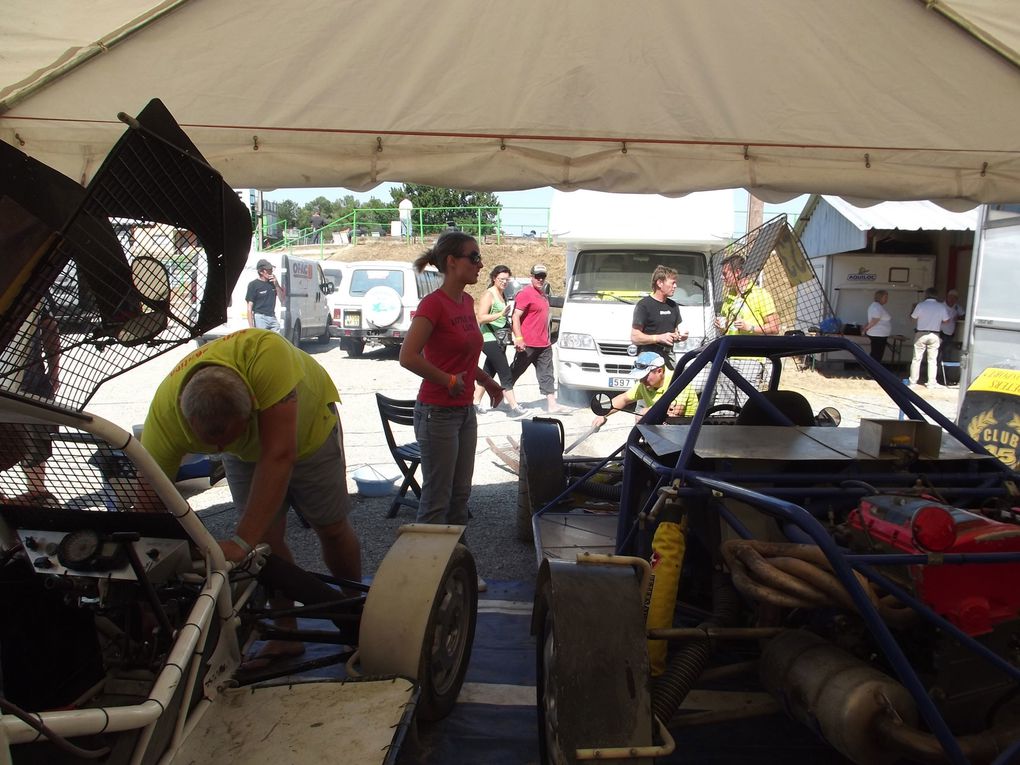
[
  {"xmin": 199, "ymin": 251, "xmax": 332, "ymax": 346},
  {"xmin": 554, "ymin": 240, "xmax": 720, "ymax": 405}
]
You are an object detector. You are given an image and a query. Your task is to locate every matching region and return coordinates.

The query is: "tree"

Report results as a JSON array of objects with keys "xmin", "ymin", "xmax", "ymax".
[
  {"xmin": 275, "ymin": 200, "xmax": 299, "ymax": 229},
  {"xmin": 389, "ymin": 184, "xmax": 501, "ymax": 234}
]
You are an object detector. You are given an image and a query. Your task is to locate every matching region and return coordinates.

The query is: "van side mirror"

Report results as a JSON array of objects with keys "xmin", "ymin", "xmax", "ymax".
[
  {"xmin": 320, "ymin": 280, "xmax": 335, "ymax": 295},
  {"xmin": 815, "ymin": 406, "xmax": 841, "ymax": 427},
  {"xmin": 114, "ymin": 256, "xmax": 170, "ymax": 346}
]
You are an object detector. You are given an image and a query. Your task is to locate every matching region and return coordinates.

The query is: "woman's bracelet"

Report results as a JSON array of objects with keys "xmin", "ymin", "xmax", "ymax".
[
  {"xmin": 447, "ymin": 374, "xmax": 458, "ymax": 391},
  {"xmin": 515, "ymin": 335, "xmax": 524, "ymax": 341}
]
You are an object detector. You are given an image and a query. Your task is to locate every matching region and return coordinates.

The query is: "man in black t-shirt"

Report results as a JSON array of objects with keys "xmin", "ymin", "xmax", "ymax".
[
  {"xmin": 246, "ymin": 259, "xmax": 286, "ymax": 333},
  {"xmin": 631, "ymin": 265, "xmax": 688, "ymax": 366},
  {"xmin": 310, "ymin": 209, "xmax": 324, "ymax": 243}
]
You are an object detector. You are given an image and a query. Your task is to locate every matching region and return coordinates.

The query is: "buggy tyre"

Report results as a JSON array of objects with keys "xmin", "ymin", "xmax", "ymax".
[
  {"xmin": 415, "ymin": 543, "xmax": 477, "ymax": 720},
  {"xmin": 534, "ymin": 561, "xmax": 654, "ymax": 764},
  {"xmin": 360, "ymin": 529, "xmax": 478, "ymax": 722}
]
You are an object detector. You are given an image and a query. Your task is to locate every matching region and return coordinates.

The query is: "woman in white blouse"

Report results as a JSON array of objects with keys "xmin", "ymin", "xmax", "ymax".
[{"xmin": 864, "ymin": 289, "xmax": 892, "ymax": 362}]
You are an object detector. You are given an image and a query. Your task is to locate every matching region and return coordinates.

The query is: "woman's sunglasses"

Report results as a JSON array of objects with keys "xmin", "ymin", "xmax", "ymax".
[{"xmin": 453, "ymin": 250, "xmax": 483, "ymax": 265}]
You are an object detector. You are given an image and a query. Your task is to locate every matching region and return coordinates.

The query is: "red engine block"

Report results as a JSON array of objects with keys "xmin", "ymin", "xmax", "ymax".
[{"xmin": 848, "ymin": 495, "xmax": 1020, "ymax": 635}]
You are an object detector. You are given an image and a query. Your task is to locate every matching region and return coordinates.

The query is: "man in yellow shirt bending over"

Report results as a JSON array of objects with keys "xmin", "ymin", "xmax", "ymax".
[{"xmin": 142, "ymin": 328, "xmax": 360, "ymax": 668}]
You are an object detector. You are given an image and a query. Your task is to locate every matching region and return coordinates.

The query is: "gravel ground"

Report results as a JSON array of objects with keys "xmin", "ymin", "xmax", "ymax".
[{"xmin": 86, "ymin": 342, "xmax": 965, "ymax": 586}]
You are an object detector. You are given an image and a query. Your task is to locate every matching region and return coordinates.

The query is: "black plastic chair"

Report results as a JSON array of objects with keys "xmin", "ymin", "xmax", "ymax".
[
  {"xmin": 375, "ymin": 393, "xmax": 422, "ymax": 518},
  {"xmin": 736, "ymin": 390, "xmax": 815, "ymax": 427}
]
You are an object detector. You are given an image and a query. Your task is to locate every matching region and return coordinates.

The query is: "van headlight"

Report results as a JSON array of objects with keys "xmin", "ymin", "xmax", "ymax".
[{"xmin": 559, "ymin": 332, "xmax": 595, "ymax": 349}]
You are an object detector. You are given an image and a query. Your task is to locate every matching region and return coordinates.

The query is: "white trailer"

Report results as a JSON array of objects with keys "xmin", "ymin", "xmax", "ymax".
[{"xmin": 961, "ymin": 205, "xmax": 1020, "ymax": 393}]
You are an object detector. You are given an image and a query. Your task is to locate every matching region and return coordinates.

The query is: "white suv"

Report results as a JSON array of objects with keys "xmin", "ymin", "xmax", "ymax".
[{"xmin": 328, "ymin": 260, "xmax": 442, "ymax": 357}]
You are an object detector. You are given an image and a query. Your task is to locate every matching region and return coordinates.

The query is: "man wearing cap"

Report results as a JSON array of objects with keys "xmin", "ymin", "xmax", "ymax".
[
  {"xmin": 591, "ymin": 351, "xmax": 698, "ymax": 429},
  {"xmin": 510, "ymin": 263, "xmax": 564, "ymax": 413},
  {"xmin": 246, "ymin": 259, "xmax": 286, "ymax": 333}
]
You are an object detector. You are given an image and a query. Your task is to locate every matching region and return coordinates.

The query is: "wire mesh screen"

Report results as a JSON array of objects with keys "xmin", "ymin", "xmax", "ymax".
[
  {"xmin": 0, "ymin": 420, "xmax": 164, "ymax": 514},
  {"xmin": 710, "ymin": 215, "xmax": 839, "ymax": 338},
  {"xmin": 0, "ymin": 99, "xmax": 250, "ymax": 411}
]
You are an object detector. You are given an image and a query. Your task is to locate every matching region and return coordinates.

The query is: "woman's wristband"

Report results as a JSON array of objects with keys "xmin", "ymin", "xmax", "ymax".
[
  {"xmin": 514, "ymin": 335, "xmax": 524, "ymax": 341},
  {"xmin": 447, "ymin": 374, "xmax": 457, "ymax": 391},
  {"xmin": 231, "ymin": 534, "xmax": 253, "ymax": 555}
]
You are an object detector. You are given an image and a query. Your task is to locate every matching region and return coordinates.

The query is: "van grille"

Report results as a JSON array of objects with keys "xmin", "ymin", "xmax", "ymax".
[{"xmin": 597, "ymin": 342, "xmax": 632, "ymax": 357}]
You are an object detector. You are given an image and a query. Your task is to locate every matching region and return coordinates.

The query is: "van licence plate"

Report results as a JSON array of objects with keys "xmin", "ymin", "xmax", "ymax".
[{"xmin": 608, "ymin": 376, "xmax": 631, "ymax": 389}]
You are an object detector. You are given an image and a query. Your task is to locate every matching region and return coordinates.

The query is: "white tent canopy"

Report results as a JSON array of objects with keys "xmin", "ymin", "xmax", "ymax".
[{"xmin": 2, "ymin": 0, "xmax": 1020, "ymax": 206}]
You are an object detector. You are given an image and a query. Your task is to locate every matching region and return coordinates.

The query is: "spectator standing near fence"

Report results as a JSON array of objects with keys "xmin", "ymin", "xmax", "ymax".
[
  {"xmin": 310, "ymin": 209, "xmax": 324, "ymax": 244},
  {"xmin": 399, "ymin": 233, "xmax": 503, "ymax": 589},
  {"xmin": 474, "ymin": 265, "xmax": 528, "ymax": 417},
  {"xmin": 246, "ymin": 258, "xmax": 285, "ymax": 333},
  {"xmin": 510, "ymin": 263, "xmax": 566, "ymax": 413},
  {"xmin": 631, "ymin": 264, "xmax": 688, "ymax": 367},
  {"xmin": 399, "ymin": 198, "xmax": 414, "ymax": 240}
]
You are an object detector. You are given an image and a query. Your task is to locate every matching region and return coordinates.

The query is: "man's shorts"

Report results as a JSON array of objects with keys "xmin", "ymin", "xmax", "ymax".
[{"xmin": 223, "ymin": 412, "xmax": 351, "ymax": 528}]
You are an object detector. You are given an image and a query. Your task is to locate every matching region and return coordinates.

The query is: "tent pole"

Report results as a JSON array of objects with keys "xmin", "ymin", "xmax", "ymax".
[
  {"xmin": 0, "ymin": 0, "xmax": 197, "ymax": 114},
  {"xmin": 920, "ymin": 0, "xmax": 1020, "ymax": 71}
]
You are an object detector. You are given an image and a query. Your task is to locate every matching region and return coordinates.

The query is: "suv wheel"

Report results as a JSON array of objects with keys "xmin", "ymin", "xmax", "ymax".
[{"xmin": 345, "ymin": 338, "xmax": 365, "ymax": 358}]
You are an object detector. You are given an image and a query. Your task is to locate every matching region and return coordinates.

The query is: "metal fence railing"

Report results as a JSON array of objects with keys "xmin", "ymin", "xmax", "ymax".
[{"xmin": 259, "ymin": 205, "xmax": 552, "ymax": 254}]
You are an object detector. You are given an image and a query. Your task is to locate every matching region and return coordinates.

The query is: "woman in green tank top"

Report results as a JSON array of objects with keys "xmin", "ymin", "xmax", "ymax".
[{"xmin": 474, "ymin": 265, "xmax": 528, "ymax": 417}]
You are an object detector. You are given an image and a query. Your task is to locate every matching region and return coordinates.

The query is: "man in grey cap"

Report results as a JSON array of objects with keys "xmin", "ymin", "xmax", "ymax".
[
  {"xmin": 510, "ymin": 263, "xmax": 565, "ymax": 412},
  {"xmin": 246, "ymin": 258, "xmax": 286, "ymax": 333}
]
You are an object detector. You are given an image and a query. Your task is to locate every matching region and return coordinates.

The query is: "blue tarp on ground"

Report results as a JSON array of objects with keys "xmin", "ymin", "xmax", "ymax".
[{"xmin": 259, "ymin": 579, "xmax": 846, "ymax": 764}]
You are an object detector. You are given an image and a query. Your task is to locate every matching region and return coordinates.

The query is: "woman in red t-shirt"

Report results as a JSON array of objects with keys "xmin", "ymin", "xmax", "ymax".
[{"xmin": 398, "ymin": 233, "xmax": 503, "ymax": 560}]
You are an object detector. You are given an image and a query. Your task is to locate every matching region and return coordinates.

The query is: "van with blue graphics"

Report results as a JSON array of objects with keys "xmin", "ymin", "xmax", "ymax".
[{"xmin": 549, "ymin": 190, "xmax": 732, "ymax": 406}]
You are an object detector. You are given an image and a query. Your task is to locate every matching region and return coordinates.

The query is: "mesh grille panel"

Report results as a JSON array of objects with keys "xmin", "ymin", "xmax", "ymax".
[
  {"xmin": 0, "ymin": 99, "xmax": 250, "ymax": 411},
  {"xmin": 710, "ymin": 215, "xmax": 838, "ymax": 337},
  {"xmin": 0, "ymin": 421, "xmax": 163, "ymax": 513}
]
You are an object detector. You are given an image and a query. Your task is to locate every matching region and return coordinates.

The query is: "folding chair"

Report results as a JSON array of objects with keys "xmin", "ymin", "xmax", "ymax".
[{"xmin": 375, "ymin": 393, "xmax": 422, "ymax": 518}]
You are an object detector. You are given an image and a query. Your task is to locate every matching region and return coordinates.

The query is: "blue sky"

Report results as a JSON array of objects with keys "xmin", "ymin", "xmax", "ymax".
[{"xmin": 263, "ymin": 185, "xmax": 806, "ymax": 237}]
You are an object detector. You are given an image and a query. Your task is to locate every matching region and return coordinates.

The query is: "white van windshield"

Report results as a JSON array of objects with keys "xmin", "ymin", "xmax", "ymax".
[{"xmin": 570, "ymin": 250, "xmax": 707, "ymax": 306}]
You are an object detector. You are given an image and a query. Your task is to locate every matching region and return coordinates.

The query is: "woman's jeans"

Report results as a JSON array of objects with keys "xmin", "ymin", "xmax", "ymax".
[{"xmin": 413, "ymin": 402, "xmax": 477, "ymax": 525}]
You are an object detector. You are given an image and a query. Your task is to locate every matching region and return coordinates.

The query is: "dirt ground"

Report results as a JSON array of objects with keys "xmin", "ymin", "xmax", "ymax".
[{"xmin": 775, "ymin": 358, "xmax": 961, "ymax": 426}]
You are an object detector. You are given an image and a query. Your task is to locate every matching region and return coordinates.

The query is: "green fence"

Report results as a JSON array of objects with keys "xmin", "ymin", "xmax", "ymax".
[{"xmin": 260, "ymin": 205, "xmax": 552, "ymax": 253}]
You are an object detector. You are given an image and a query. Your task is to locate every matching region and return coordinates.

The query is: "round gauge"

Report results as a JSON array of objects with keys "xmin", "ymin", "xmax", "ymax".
[{"xmin": 57, "ymin": 529, "xmax": 102, "ymax": 569}]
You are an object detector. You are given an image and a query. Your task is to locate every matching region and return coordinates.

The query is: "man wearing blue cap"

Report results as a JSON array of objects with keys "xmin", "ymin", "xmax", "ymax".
[{"xmin": 592, "ymin": 352, "xmax": 698, "ymax": 429}]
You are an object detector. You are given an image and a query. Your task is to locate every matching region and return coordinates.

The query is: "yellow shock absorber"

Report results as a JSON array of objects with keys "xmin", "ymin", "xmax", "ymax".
[{"xmin": 646, "ymin": 516, "xmax": 686, "ymax": 676}]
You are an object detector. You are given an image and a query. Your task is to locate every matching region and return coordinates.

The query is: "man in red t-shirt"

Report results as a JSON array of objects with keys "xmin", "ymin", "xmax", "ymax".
[{"xmin": 510, "ymin": 263, "xmax": 565, "ymax": 413}]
